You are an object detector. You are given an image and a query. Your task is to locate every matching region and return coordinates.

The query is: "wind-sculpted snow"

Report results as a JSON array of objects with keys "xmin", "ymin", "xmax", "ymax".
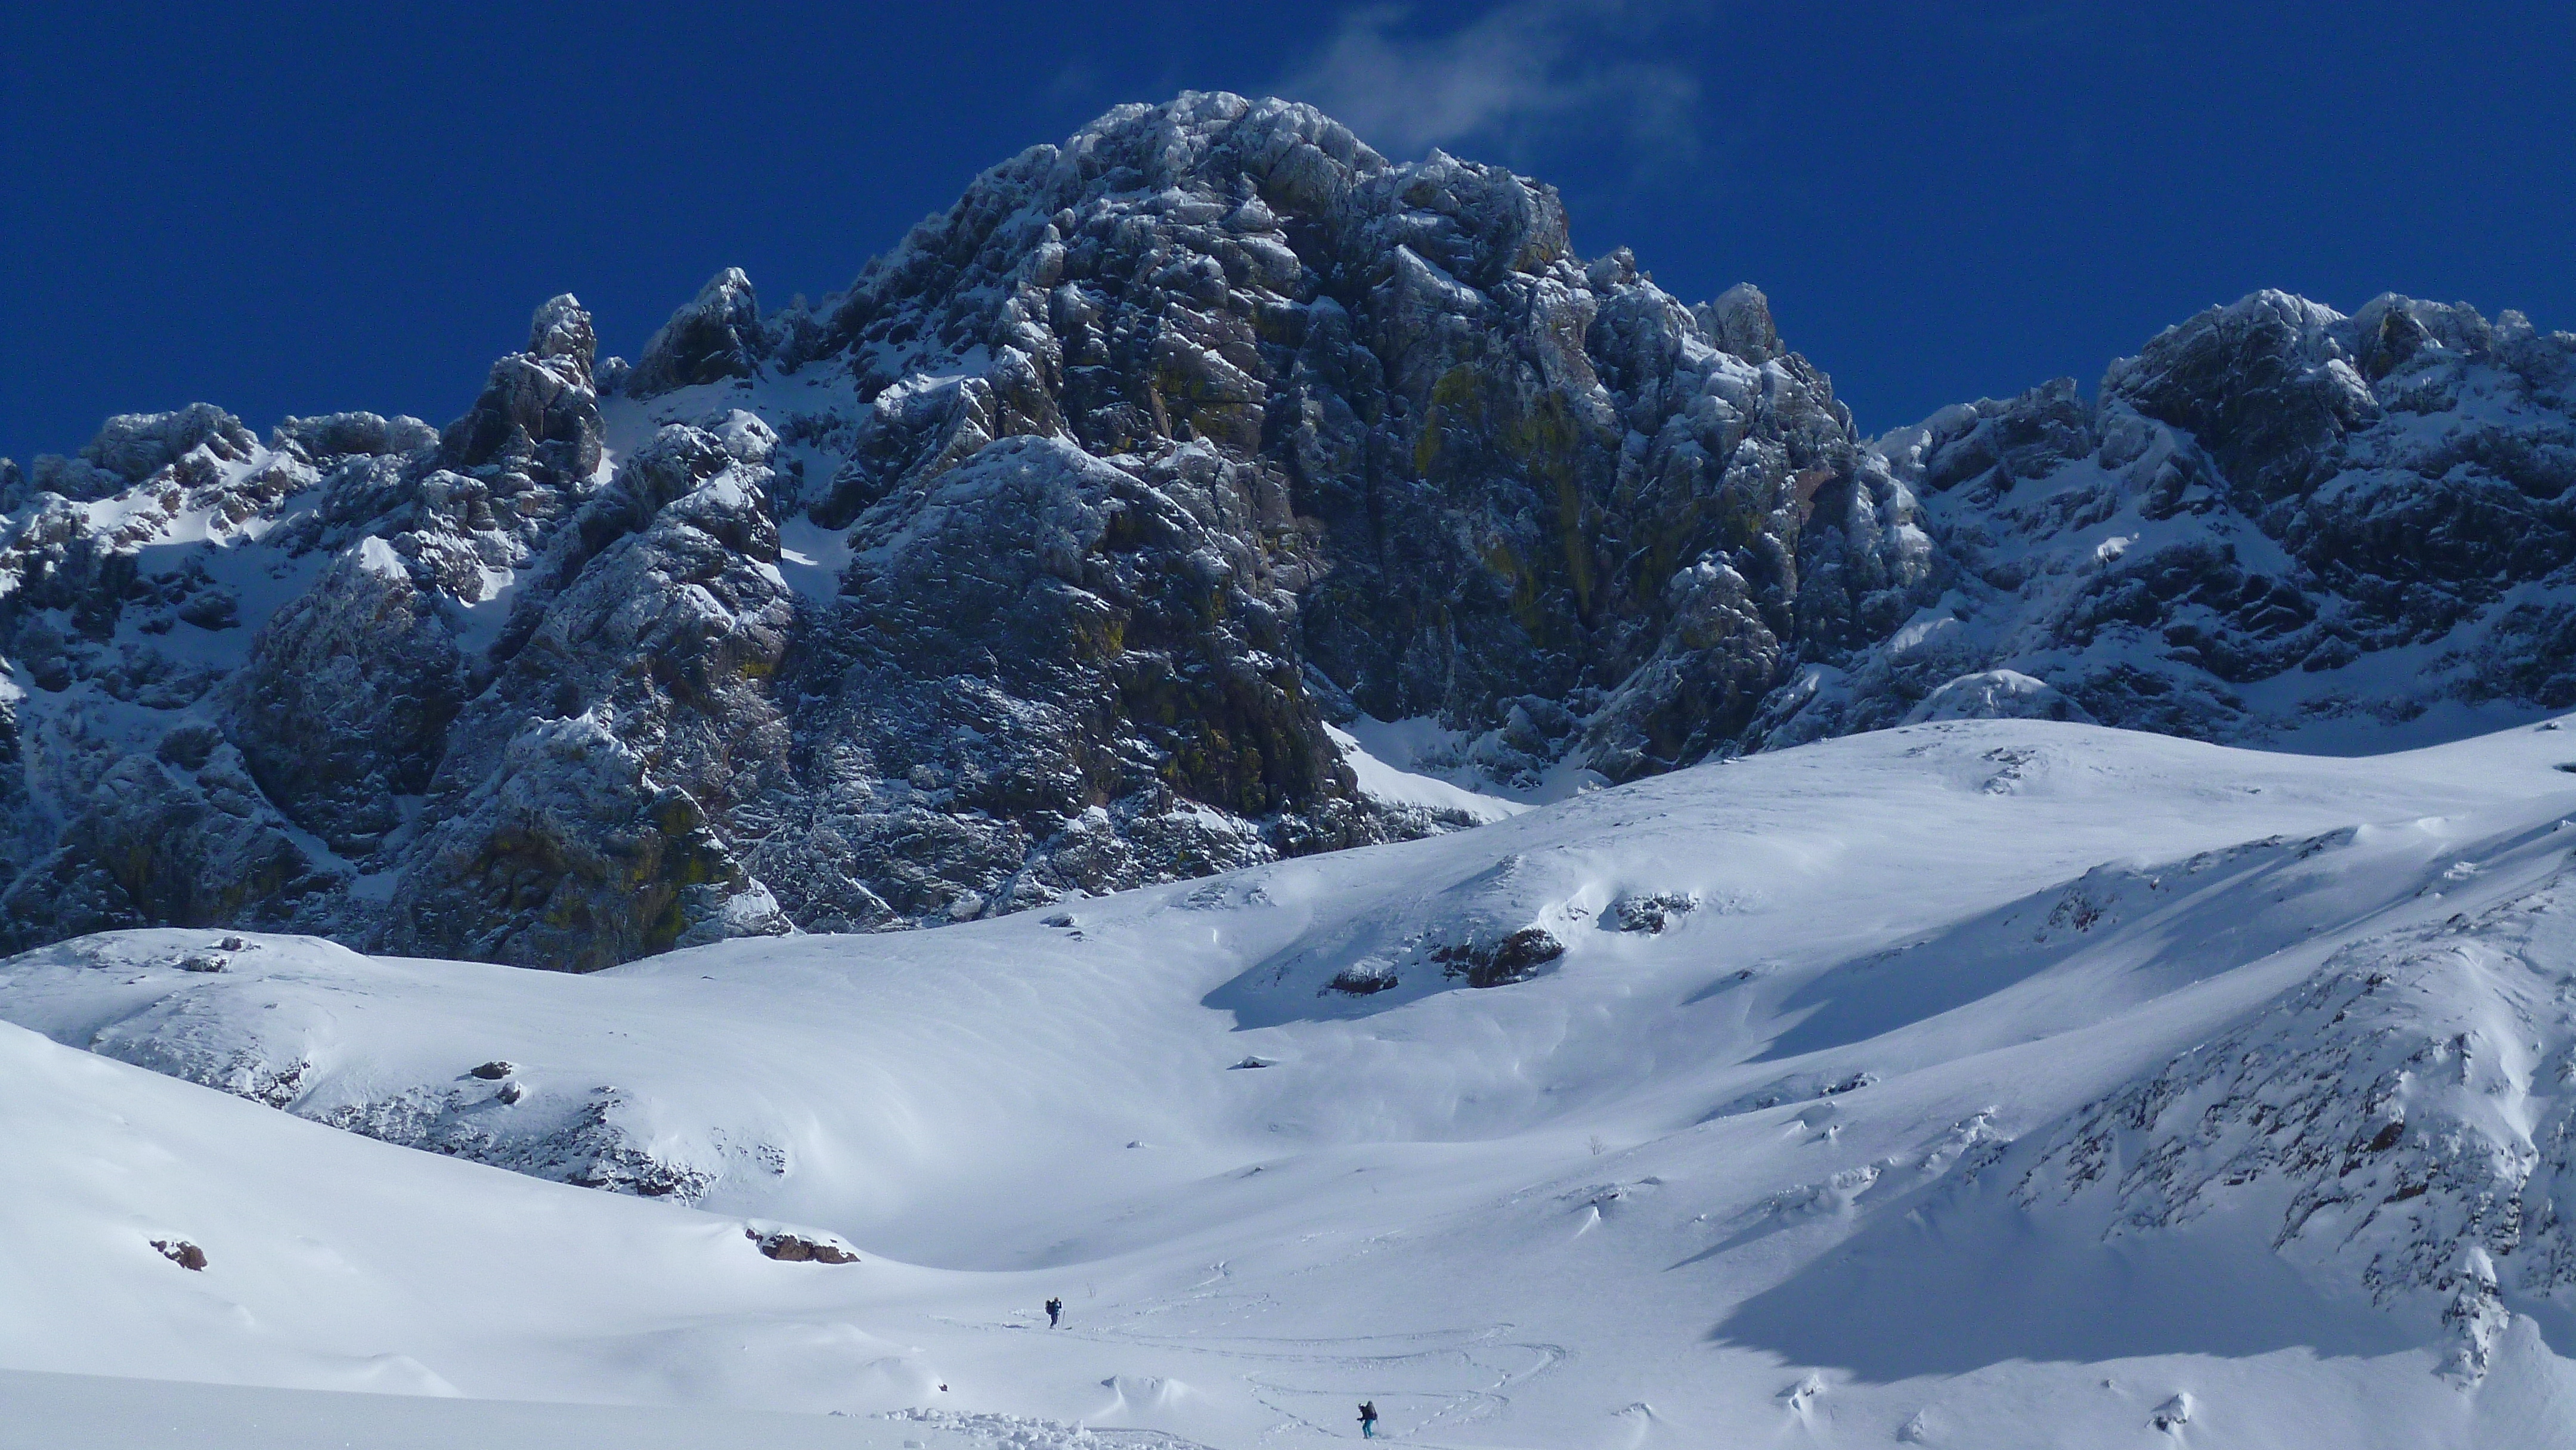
[
  {"xmin": 2, "ymin": 93, "xmax": 2574, "ymax": 969},
  {"xmin": 13, "ymin": 720, "xmax": 2576, "ymax": 1443},
  {"xmin": 2011, "ymin": 833, "xmax": 2576, "ymax": 1384},
  {"xmin": 0, "ymin": 930, "xmax": 752, "ymax": 1199}
]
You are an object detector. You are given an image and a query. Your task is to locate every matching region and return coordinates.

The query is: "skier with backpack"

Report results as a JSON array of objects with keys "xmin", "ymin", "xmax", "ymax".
[
  {"xmin": 1045, "ymin": 1296, "xmax": 1063, "ymax": 1328},
  {"xmin": 1357, "ymin": 1400, "xmax": 1379, "ymax": 1438}
]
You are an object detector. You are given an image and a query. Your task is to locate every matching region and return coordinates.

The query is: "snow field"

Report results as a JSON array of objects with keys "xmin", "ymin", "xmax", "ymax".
[{"xmin": 11, "ymin": 718, "xmax": 2576, "ymax": 1445}]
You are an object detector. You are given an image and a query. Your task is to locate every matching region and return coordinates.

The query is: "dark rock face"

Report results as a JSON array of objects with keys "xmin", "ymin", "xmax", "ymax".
[
  {"xmin": 439, "ymin": 297, "xmax": 603, "ymax": 481},
  {"xmin": 1759, "ymin": 290, "xmax": 2576, "ymax": 747},
  {"xmin": 0, "ymin": 739, "xmax": 339, "ymax": 950},
  {"xmin": 1, "ymin": 94, "xmax": 2571, "ymax": 969},
  {"xmin": 629, "ymin": 268, "xmax": 767, "ymax": 396},
  {"xmin": 748, "ymin": 434, "xmax": 1371, "ymax": 931},
  {"xmin": 224, "ymin": 544, "xmax": 463, "ymax": 856},
  {"xmin": 374, "ymin": 411, "xmax": 797, "ymax": 969},
  {"xmin": 808, "ymin": 97, "xmax": 1918, "ymax": 793}
]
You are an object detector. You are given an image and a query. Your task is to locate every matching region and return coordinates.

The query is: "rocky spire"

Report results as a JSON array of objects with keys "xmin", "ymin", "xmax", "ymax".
[
  {"xmin": 627, "ymin": 268, "xmax": 766, "ymax": 397},
  {"xmin": 438, "ymin": 295, "xmax": 603, "ymax": 479},
  {"xmin": 525, "ymin": 293, "xmax": 597, "ymax": 389}
]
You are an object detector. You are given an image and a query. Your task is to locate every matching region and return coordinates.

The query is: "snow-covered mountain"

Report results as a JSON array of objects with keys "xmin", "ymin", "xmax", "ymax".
[
  {"xmin": 10, "ymin": 92, "xmax": 2566, "ymax": 968},
  {"xmin": 16, "ymin": 79, "xmax": 2576, "ymax": 1450},
  {"xmin": 11, "ymin": 717, "xmax": 2576, "ymax": 1445},
  {"xmin": 1763, "ymin": 291, "xmax": 2576, "ymax": 753}
]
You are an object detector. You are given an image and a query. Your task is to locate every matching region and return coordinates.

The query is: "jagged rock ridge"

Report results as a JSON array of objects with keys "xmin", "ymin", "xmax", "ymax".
[
  {"xmin": 0, "ymin": 92, "xmax": 2571, "ymax": 967},
  {"xmin": 1760, "ymin": 291, "xmax": 2576, "ymax": 748}
]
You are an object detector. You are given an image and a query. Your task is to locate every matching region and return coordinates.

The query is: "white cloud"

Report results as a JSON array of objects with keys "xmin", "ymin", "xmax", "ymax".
[{"xmin": 1277, "ymin": 1, "xmax": 1700, "ymax": 160}]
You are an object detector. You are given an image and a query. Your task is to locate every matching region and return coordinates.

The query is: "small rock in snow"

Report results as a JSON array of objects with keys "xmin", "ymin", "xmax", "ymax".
[
  {"xmin": 1610, "ymin": 893, "xmax": 1698, "ymax": 934},
  {"xmin": 746, "ymin": 1226, "xmax": 858, "ymax": 1264},
  {"xmin": 469, "ymin": 1061, "xmax": 515, "ymax": 1080},
  {"xmin": 151, "ymin": 1238, "xmax": 207, "ymax": 1271},
  {"xmin": 2151, "ymin": 1392, "xmax": 2193, "ymax": 1431},
  {"xmin": 1429, "ymin": 927, "xmax": 1565, "ymax": 987},
  {"xmin": 1326, "ymin": 965, "xmax": 1399, "ymax": 995}
]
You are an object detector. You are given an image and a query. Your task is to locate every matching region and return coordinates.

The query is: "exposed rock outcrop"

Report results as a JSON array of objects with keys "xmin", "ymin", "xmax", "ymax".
[
  {"xmin": 151, "ymin": 1238, "xmax": 208, "ymax": 1271},
  {"xmin": 748, "ymin": 1225, "xmax": 859, "ymax": 1263},
  {"xmin": 628, "ymin": 268, "xmax": 767, "ymax": 397},
  {"xmin": 1762, "ymin": 292, "xmax": 2576, "ymax": 746}
]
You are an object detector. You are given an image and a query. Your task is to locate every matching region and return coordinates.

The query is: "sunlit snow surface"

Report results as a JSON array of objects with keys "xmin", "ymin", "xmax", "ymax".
[{"xmin": 12, "ymin": 719, "xmax": 2576, "ymax": 1446}]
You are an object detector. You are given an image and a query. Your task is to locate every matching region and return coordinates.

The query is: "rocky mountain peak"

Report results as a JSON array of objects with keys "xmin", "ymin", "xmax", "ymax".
[
  {"xmin": 1, "ymin": 93, "xmax": 2571, "ymax": 969},
  {"xmin": 438, "ymin": 296, "xmax": 604, "ymax": 482},
  {"xmin": 628, "ymin": 268, "xmax": 764, "ymax": 397},
  {"xmin": 1697, "ymin": 281, "xmax": 1782, "ymax": 364},
  {"xmin": 525, "ymin": 293, "xmax": 599, "ymax": 387},
  {"xmin": 1754, "ymin": 284, "xmax": 2576, "ymax": 750}
]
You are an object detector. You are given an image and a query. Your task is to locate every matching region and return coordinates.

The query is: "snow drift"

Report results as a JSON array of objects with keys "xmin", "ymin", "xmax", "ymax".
[{"xmin": 12, "ymin": 717, "xmax": 2576, "ymax": 1445}]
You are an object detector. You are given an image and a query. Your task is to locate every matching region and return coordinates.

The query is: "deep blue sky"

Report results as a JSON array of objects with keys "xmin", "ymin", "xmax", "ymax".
[{"xmin": 7, "ymin": 1, "xmax": 2571, "ymax": 463}]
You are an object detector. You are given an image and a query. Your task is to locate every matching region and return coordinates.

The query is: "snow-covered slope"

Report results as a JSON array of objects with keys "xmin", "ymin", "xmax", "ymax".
[
  {"xmin": 0, "ymin": 1371, "xmax": 981, "ymax": 1450},
  {"xmin": 11, "ymin": 717, "xmax": 2576, "ymax": 1445}
]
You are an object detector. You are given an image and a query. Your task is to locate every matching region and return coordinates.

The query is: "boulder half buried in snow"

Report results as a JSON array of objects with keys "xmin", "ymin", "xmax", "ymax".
[{"xmin": 745, "ymin": 1223, "xmax": 859, "ymax": 1264}]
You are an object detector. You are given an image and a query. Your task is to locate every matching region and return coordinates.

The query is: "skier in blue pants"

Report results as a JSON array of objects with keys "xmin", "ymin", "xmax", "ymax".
[{"xmin": 1358, "ymin": 1401, "xmax": 1379, "ymax": 1438}]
